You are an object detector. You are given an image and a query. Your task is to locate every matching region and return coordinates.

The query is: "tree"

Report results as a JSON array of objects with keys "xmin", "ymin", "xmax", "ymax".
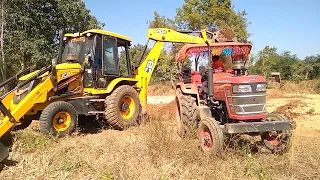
[
  {"xmin": 2, "ymin": 0, "xmax": 103, "ymax": 81},
  {"xmin": 175, "ymin": 0, "xmax": 251, "ymax": 42},
  {"xmin": 0, "ymin": 0, "xmax": 5, "ymax": 85},
  {"xmin": 147, "ymin": 11, "xmax": 177, "ymax": 30},
  {"xmin": 251, "ymin": 46, "xmax": 280, "ymax": 78},
  {"xmin": 277, "ymin": 51, "xmax": 300, "ymax": 80},
  {"xmin": 304, "ymin": 55, "xmax": 320, "ymax": 79}
]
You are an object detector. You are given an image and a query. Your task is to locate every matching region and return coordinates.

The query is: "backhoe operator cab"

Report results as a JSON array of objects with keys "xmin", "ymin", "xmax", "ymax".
[
  {"xmin": 62, "ymin": 30, "xmax": 133, "ymax": 89},
  {"xmin": 174, "ymin": 40, "xmax": 295, "ymax": 154}
]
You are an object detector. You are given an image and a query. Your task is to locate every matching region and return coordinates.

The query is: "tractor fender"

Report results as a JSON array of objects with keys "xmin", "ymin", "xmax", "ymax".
[
  {"xmin": 106, "ymin": 78, "xmax": 138, "ymax": 93},
  {"xmin": 176, "ymin": 82, "xmax": 200, "ymax": 105}
]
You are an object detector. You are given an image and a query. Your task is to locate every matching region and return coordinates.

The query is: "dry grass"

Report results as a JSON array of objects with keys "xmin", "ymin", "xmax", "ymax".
[
  {"xmin": 1, "ymin": 120, "xmax": 319, "ymax": 179},
  {"xmin": 0, "ymin": 86, "xmax": 320, "ymax": 179}
]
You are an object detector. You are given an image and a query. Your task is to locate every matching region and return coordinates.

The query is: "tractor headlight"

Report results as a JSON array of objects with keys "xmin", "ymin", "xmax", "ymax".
[
  {"xmin": 233, "ymin": 84, "xmax": 252, "ymax": 93},
  {"xmin": 256, "ymin": 83, "xmax": 266, "ymax": 92}
]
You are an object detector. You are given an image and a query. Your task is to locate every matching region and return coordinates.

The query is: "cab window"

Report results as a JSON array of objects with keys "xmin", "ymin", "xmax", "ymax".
[
  {"xmin": 93, "ymin": 35, "xmax": 102, "ymax": 69},
  {"xmin": 103, "ymin": 37, "xmax": 119, "ymax": 75}
]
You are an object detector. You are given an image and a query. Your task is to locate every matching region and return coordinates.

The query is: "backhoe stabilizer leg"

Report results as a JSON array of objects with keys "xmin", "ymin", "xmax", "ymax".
[{"xmin": 0, "ymin": 141, "xmax": 9, "ymax": 162}]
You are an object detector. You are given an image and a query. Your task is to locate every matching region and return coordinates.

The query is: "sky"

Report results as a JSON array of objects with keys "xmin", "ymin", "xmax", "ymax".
[{"xmin": 83, "ymin": 0, "xmax": 320, "ymax": 59}]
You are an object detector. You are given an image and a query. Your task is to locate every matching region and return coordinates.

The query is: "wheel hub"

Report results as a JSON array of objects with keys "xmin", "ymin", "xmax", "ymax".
[
  {"xmin": 57, "ymin": 117, "xmax": 64, "ymax": 124},
  {"xmin": 203, "ymin": 131, "xmax": 212, "ymax": 148},
  {"xmin": 53, "ymin": 112, "xmax": 71, "ymax": 132},
  {"xmin": 266, "ymin": 132, "xmax": 280, "ymax": 146},
  {"xmin": 121, "ymin": 103, "xmax": 129, "ymax": 112}
]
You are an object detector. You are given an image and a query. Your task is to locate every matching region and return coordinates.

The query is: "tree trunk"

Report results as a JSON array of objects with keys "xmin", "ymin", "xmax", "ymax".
[
  {"xmin": 0, "ymin": 0, "xmax": 6, "ymax": 92},
  {"xmin": 195, "ymin": 55, "xmax": 199, "ymax": 71}
]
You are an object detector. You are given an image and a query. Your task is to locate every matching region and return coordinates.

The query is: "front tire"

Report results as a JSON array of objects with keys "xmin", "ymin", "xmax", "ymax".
[
  {"xmin": 104, "ymin": 85, "xmax": 141, "ymax": 130},
  {"xmin": 39, "ymin": 101, "xmax": 78, "ymax": 137},
  {"xmin": 198, "ymin": 117, "xmax": 224, "ymax": 154}
]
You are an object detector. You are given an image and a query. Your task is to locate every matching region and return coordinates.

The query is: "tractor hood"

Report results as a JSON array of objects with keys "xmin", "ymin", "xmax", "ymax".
[{"xmin": 213, "ymin": 73, "xmax": 266, "ymax": 84}]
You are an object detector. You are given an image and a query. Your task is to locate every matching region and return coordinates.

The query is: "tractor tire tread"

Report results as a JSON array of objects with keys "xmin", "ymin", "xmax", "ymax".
[{"xmin": 180, "ymin": 94, "xmax": 197, "ymax": 128}]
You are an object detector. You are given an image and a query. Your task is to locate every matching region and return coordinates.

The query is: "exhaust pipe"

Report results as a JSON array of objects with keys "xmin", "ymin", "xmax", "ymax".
[
  {"xmin": 206, "ymin": 39, "xmax": 214, "ymax": 100},
  {"xmin": 207, "ymin": 68, "xmax": 214, "ymax": 99}
]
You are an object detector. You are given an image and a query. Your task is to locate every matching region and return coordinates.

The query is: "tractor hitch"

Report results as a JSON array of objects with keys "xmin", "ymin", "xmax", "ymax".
[{"xmin": 221, "ymin": 120, "xmax": 294, "ymax": 134}]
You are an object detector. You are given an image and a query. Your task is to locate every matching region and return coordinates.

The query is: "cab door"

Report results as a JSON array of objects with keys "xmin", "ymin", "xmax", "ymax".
[{"xmin": 102, "ymin": 36, "xmax": 120, "ymax": 77}]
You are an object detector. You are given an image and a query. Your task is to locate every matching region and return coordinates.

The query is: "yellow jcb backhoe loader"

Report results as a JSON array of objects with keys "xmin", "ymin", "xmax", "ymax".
[{"xmin": 0, "ymin": 27, "xmax": 215, "ymax": 162}]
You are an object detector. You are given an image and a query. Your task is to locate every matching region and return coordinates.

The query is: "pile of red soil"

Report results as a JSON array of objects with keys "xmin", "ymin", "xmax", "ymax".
[
  {"xmin": 147, "ymin": 100, "xmax": 177, "ymax": 119},
  {"xmin": 274, "ymin": 100, "xmax": 306, "ymax": 119}
]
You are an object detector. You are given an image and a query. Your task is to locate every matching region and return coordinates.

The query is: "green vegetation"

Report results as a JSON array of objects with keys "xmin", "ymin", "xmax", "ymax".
[
  {"xmin": 249, "ymin": 46, "xmax": 320, "ymax": 81},
  {"xmin": 0, "ymin": 0, "xmax": 103, "ymax": 90}
]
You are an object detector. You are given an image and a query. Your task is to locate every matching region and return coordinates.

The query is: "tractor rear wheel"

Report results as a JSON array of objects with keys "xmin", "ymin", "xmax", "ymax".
[
  {"xmin": 178, "ymin": 92, "xmax": 198, "ymax": 137},
  {"xmin": 261, "ymin": 113, "xmax": 293, "ymax": 154},
  {"xmin": 39, "ymin": 101, "xmax": 78, "ymax": 137},
  {"xmin": 198, "ymin": 117, "xmax": 223, "ymax": 154},
  {"xmin": 104, "ymin": 85, "xmax": 141, "ymax": 130}
]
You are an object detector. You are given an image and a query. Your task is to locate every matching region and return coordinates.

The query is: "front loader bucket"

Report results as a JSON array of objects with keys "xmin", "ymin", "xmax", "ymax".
[{"xmin": 0, "ymin": 142, "xmax": 9, "ymax": 162}]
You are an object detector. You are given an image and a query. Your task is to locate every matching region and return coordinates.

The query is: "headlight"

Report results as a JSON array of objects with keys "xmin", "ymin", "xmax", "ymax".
[
  {"xmin": 233, "ymin": 85, "xmax": 252, "ymax": 93},
  {"xmin": 256, "ymin": 83, "xmax": 266, "ymax": 91}
]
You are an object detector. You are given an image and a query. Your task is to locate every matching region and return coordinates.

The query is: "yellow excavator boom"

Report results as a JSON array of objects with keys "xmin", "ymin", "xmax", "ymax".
[{"xmin": 134, "ymin": 28, "xmax": 211, "ymax": 114}]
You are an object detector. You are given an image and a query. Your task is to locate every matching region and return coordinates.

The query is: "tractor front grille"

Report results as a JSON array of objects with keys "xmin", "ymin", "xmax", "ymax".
[{"xmin": 228, "ymin": 93, "xmax": 266, "ymax": 115}]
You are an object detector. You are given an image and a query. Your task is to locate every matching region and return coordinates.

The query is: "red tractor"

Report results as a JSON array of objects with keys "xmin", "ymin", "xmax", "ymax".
[{"xmin": 174, "ymin": 40, "xmax": 295, "ymax": 154}]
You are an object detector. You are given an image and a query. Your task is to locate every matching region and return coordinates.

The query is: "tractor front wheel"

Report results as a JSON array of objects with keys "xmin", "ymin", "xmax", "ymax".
[
  {"xmin": 198, "ymin": 117, "xmax": 223, "ymax": 154},
  {"xmin": 104, "ymin": 85, "xmax": 141, "ymax": 130},
  {"xmin": 39, "ymin": 101, "xmax": 78, "ymax": 137}
]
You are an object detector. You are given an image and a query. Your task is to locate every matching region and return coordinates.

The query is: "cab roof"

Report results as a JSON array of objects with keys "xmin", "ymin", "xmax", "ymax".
[
  {"xmin": 64, "ymin": 29, "xmax": 132, "ymax": 42},
  {"xmin": 175, "ymin": 42, "xmax": 252, "ymax": 62}
]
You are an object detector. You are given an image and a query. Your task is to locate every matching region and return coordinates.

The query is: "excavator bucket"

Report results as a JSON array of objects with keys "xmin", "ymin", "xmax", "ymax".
[
  {"xmin": 212, "ymin": 28, "xmax": 237, "ymax": 42},
  {"xmin": 0, "ymin": 142, "xmax": 9, "ymax": 162}
]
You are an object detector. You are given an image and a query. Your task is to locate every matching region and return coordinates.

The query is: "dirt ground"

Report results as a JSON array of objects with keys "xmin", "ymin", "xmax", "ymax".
[{"xmin": 0, "ymin": 84, "xmax": 319, "ymax": 180}]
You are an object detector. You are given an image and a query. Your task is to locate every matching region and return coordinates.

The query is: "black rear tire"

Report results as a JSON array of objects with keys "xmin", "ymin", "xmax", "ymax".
[
  {"xmin": 39, "ymin": 101, "xmax": 78, "ymax": 137},
  {"xmin": 104, "ymin": 85, "xmax": 141, "ymax": 130},
  {"xmin": 177, "ymin": 91, "xmax": 198, "ymax": 138},
  {"xmin": 198, "ymin": 117, "xmax": 224, "ymax": 154}
]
